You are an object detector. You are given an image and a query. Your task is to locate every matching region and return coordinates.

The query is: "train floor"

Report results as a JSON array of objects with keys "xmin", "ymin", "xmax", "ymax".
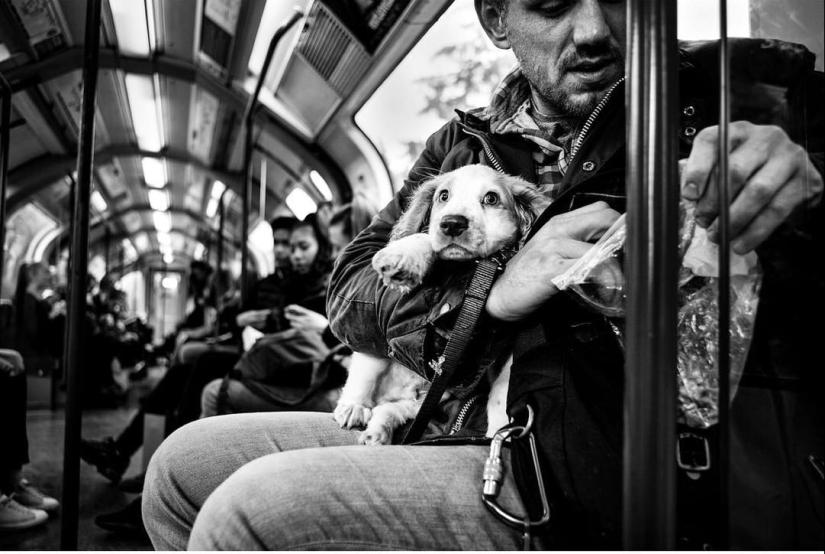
[{"xmin": 0, "ymin": 366, "xmax": 166, "ymax": 551}]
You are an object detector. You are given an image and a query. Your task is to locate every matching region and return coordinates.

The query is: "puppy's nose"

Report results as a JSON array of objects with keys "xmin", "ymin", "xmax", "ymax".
[{"xmin": 440, "ymin": 215, "xmax": 469, "ymax": 237}]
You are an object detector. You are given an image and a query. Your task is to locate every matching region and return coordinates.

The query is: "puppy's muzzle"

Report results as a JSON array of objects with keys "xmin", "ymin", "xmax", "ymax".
[{"xmin": 440, "ymin": 215, "xmax": 469, "ymax": 237}]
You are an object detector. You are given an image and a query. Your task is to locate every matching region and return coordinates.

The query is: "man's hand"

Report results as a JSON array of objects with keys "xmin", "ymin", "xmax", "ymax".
[
  {"xmin": 681, "ymin": 122, "xmax": 823, "ymax": 255},
  {"xmin": 285, "ymin": 304, "xmax": 329, "ymax": 334},
  {"xmin": 486, "ymin": 202, "xmax": 621, "ymax": 322},
  {"xmin": 236, "ymin": 309, "xmax": 271, "ymax": 330}
]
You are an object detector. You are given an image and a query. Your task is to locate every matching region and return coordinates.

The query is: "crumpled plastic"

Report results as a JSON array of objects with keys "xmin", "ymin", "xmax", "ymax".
[{"xmin": 551, "ymin": 200, "xmax": 762, "ymax": 428}]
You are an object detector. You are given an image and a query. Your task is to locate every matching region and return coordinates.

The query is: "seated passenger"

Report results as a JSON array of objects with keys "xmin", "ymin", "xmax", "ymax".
[
  {"xmin": 0, "ymin": 349, "xmax": 59, "ymax": 532},
  {"xmin": 200, "ymin": 213, "xmax": 339, "ymax": 416},
  {"xmin": 142, "ymin": 1, "xmax": 823, "ymax": 550}
]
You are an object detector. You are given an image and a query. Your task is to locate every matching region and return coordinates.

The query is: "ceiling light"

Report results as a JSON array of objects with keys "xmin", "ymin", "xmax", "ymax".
[
  {"xmin": 133, "ymin": 232, "xmax": 150, "ymax": 252},
  {"xmin": 161, "ymin": 275, "xmax": 178, "ymax": 289},
  {"xmin": 285, "ymin": 188, "xmax": 317, "ymax": 220},
  {"xmin": 90, "ymin": 190, "xmax": 108, "ymax": 212},
  {"xmin": 126, "ymin": 74, "xmax": 163, "ymax": 152},
  {"xmin": 148, "ymin": 188, "xmax": 169, "ymax": 211},
  {"xmin": 205, "ymin": 197, "xmax": 219, "ymax": 218},
  {"xmin": 194, "ymin": 242, "xmax": 206, "ymax": 260},
  {"xmin": 110, "ymin": 0, "xmax": 151, "ymax": 57},
  {"xmin": 309, "ymin": 170, "xmax": 333, "ymax": 201},
  {"xmin": 156, "ymin": 232, "xmax": 172, "ymax": 246},
  {"xmin": 210, "ymin": 180, "xmax": 227, "ymax": 199},
  {"xmin": 142, "ymin": 157, "xmax": 166, "ymax": 188},
  {"xmin": 153, "ymin": 210, "xmax": 172, "ymax": 233},
  {"xmin": 162, "ymin": 253, "xmax": 175, "ymax": 265}
]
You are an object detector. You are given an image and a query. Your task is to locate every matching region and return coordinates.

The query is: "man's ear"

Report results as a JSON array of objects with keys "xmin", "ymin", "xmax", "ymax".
[{"xmin": 475, "ymin": 0, "xmax": 510, "ymax": 50}]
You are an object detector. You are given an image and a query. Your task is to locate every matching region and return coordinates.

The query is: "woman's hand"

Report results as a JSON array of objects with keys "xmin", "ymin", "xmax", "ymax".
[
  {"xmin": 485, "ymin": 202, "xmax": 621, "ymax": 322},
  {"xmin": 285, "ymin": 304, "xmax": 329, "ymax": 333},
  {"xmin": 681, "ymin": 122, "xmax": 823, "ymax": 254}
]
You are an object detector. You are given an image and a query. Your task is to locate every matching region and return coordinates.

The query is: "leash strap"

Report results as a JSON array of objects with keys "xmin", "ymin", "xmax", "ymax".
[{"xmin": 402, "ymin": 258, "xmax": 502, "ymax": 444}]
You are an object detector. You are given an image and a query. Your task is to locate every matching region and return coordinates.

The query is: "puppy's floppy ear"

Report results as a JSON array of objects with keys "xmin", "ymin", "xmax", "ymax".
[
  {"xmin": 506, "ymin": 178, "xmax": 551, "ymax": 240},
  {"xmin": 390, "ymin": 177, "xmax": 441, "ymax": 240}
]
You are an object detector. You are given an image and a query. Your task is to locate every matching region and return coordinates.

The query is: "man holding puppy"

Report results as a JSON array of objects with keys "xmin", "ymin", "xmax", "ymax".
[{"xmin": 143, "ymin": 0, "xmax": 823, "ymax": 549}]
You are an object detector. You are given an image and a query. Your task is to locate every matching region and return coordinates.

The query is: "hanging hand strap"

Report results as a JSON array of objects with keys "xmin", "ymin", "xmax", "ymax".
[{"xmin": 402, "ymin": 258, "xmax": 503, "ymax": 444}]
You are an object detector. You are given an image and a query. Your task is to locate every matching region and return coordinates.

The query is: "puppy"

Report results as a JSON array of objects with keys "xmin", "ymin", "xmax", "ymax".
[{"xmin": 334, "ymin": 164, "xmax": 548, "ymax": 445}]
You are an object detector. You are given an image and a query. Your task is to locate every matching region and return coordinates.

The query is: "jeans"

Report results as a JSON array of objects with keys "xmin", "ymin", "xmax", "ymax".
[
  {"xmin": 143, "ymin": 412, "xmax": 537, "ymax": 550},
  {"xmin": 0, "ymin": 350, "xmax": 28, "ymax": 474}
]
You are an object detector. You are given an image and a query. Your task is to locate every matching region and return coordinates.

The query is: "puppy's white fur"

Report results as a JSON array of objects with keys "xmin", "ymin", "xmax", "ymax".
[{"xmin": 334, "ymin": 165, "xmax": 548, "ymax": 445}]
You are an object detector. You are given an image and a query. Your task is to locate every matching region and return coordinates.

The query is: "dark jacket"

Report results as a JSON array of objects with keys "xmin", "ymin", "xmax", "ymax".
[{"xmin": 328, "ymin": 39, "xmax": 824, "ymax": 548}]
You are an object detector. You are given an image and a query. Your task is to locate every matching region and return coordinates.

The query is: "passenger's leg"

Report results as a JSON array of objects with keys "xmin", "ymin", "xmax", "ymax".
[
  {"xmin": 189, "ymin": 442, "xmax": 529, "ymax": 550},
  {"xmin": 142, "ymin": 412, "xmax": 361, "ymax": 550}
]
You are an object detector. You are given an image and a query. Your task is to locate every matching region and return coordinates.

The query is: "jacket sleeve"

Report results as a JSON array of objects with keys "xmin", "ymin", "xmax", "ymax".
[{"xmin": 327, "ymin": 120, "xmax": 463, "ymax": 359}]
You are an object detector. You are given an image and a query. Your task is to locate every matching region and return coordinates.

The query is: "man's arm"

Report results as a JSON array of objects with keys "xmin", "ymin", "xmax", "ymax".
[{"xmin": 327, "ymin": 126, "xmax": 452, "ymax": 357}]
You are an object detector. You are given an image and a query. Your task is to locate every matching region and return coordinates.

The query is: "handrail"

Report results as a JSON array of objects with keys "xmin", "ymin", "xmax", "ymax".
[
  {"xmin": 60, "ymin": 0, "xmax": 102, "ymax": 549},
  {"xmin": 240, "ymin": 8, "xmax": 304, "ymax": 308},
  {"xmin": 623, "ymin": 0, "xmax": 680, "ymax": 548},
  {"xmin": 0, "ymin": 72, "xmax": 11, "ymax": 294}
]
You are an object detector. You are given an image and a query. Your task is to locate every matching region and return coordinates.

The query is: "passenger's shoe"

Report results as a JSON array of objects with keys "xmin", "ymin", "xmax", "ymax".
[
  {"xmin": 94, "ymin": 498, "xmax": 146, "ymax": 537},
  {"xmin": 117, "ymin": 471, "xmax": 145, "ymax": 494},
  {"xmin": 12, "ymin": 480, "xmax": 60, "ymax": 512},
  {"xmin": 0, "ymin": 494, "xmax": 48, "ymax": 532},
  {"xmin": 79, "ymin": 437, "xmax": 129, "ymax": 484}
]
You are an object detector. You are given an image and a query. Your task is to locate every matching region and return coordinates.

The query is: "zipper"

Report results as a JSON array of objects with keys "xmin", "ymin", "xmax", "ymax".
[
  {"xmin": 460, "ymin": 125, "xmax": 506, "ymax": 174},
  {"xmin": 449, "ymin": 393, "xmax": 482, "ymax": 435},
  {"xmin": 569, "ymin": 77, "xmax": 625, "ymax": 162}
]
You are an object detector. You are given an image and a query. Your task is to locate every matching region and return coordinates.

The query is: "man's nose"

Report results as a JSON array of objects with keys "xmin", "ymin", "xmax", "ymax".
[
  {"xmin": 572, "ymin": 0, "xmax": 612, "ymax": 47},
  {"xmin": 440, "ymin": 215, "xmax": 469, "ymax": 237}
]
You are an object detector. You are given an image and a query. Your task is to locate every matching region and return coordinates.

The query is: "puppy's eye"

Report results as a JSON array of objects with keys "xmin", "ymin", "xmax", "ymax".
[
  {"xmin": 482, "ymin": 192, "xmax": 499, "ymax": 206},
  {"xmin": 438, "ymin": 190, "xmax": 449, "ymax": 202}
]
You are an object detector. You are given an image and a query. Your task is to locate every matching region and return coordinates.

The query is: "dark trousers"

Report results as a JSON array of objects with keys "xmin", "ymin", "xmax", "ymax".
[{"xmin": 0, "ymin": 352, "xmax": 28, "ymax": 474}]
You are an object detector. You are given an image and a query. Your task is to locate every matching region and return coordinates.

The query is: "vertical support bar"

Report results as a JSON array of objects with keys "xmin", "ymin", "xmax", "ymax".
[
  {"xmin": 623, "ymin": 0, "xmax": 680, "ymax": 549},
  {"xmin": 104, "ymin": 225, "xmax": 111, "ymax": 274},
  {"xmin": 60, "ymin": 0, "xmax": 101, "ymax": 549},
  {"xmin": 0, "ymin": 73, "xmax": 11, "ymax": 293},
  {"xmin": 716, "ymin": 0, "xmax": 732, "ymax": 548},
  {"xmin": 260, "ymin": 157, "xmax": 267, "ymax": 222},
  {"xmin": 240, "ymin": 8, "xmax": 303, "ymax": 308},
  {"xmin": 214, "ymin": 191, "xmax": 226, "ymax": 335}
]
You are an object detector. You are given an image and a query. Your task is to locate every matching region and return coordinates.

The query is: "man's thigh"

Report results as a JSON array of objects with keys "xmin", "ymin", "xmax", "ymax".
[{"xmin": 190, "ymin": 443, "xmax": 533, "ymax": 551}]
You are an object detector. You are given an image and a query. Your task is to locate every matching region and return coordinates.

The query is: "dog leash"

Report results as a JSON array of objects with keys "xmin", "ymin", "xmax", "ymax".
[{"xmin": 402, "ymin": 257, "xmax": 504, "ymax": 444}]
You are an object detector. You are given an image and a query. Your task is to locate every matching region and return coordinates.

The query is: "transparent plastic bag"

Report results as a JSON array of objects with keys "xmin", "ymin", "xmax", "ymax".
[{"xmin": 551, "ymin": 200, "xmax": 762, "ymax": 428}]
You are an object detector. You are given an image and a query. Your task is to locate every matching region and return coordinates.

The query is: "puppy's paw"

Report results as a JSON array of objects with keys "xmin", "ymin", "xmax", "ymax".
[
  {"xmin": 358, "ymin": 426, "xmax": 392, "ymax": 446},
  {"xmin": 333, "ymin": 403, "xmax": 372, "ymax": 429},
  {"xmin": 373, "ymin": 235, "xmax": 434, "ymax": 291}
]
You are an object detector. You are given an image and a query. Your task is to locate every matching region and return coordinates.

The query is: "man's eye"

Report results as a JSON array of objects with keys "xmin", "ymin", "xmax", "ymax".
[
  {"xmin": 438, "ymin": 190, "xmax": 449, "ymax": 202},
  {"xmin": 538, "ymin": 1, "xmax": 569, "ymax": 17},
  {"xmin": 483, "ymin": 192, "xmax": 499, "ymax": 206}
]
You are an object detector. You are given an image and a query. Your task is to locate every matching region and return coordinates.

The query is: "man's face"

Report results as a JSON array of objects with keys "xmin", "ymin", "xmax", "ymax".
[
  {"xmin": 272, "ymin": 228, "xmax": 292, "ymax": 266},
  {"xmin": 503, "ymin": 0, "xmax": 626, "ymax": 117}
]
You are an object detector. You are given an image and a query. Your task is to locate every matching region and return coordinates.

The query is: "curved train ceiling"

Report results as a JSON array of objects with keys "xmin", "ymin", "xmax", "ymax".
[{"xmin": 0, "ymin": 0, "xmax": 451, "ymax": 274}]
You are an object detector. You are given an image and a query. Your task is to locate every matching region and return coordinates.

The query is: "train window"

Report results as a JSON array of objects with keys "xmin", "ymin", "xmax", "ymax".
[
  {"xmin": 248, "ymin": 219, "xmax": 275, "ymax": 277},
  {"xmin": 1, "ymin": 202, "xmax": 59, "ymax": 299},
  {"xmin": 355, "ymin": 1, "xmax": 515, "ymax": 190}
]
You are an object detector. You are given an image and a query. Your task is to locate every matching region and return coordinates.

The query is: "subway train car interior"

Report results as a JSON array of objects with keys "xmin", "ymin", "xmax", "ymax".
[{"xmin": 0, "ymin": 0, "xmax": 823, "ymax": 550}]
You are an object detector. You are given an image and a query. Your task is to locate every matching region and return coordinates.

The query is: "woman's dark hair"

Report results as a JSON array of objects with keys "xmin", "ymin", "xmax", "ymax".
[
  {"xmin": 292, "ymin": 213, "xmax": 334, "ymax": 275},
  {"xmin": 14, "ymin": 262, "xmax": 46, "ymax": 326},
  {"xmin": 269, "ymin": 216, "xmax": 298, "ymax": 234}
]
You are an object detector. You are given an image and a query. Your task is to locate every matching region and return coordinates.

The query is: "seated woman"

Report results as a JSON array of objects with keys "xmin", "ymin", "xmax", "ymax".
[
  {"xmin": 0, "ymin": 349, "xmax": 59, "ymax": 532},
  {"xmin": 200, "ymin": 213, "xmax": 343, "ymax": 416}
]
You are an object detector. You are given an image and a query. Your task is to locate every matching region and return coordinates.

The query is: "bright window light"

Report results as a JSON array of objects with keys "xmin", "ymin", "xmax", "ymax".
[
  {"xmin": 248, "ymin": 219, "xmax": 276, "ymax": 275},
  {"xmin": 205, "ymin": 197, "xmax": 219, "ymax": 218},
  {"xmin": 90, "ymin": 190, "xmax": 108, "ymax": 212},
  {"xmin": 210, "ymin": 180, "xmax": 227, "ymax": 199},
  {"xmin": 156, "ymin": 232, "xmax": 172, "ymax": 246},
  {"xmin": 110, "ymin": 0, "xmax": 151, "ymax": 57},
  {"xmin": 163, "ymin": 253, "xmax": 174, "ymax": 264},
  {"xmin": 126, "ymin": 74, "xmax": 163, "ymax": 152},
  {"xmin": 142, "ymin": 157, "xmax": 166, "ymax": 188},
  {"xmin": 153, "ymin": 210, "xmax": 172, "ymax": 233},
  {"xmin": 309, "ymin": 170, "xmax": 333, "ymax": 201},
  {"xmin": 285, "ymin": 188, "xmax": 317, "ymax": 220},
  {"xmin": 161, "ymin": 275, "xmax": 178, "ymax": 289},
  {"xmin": 146, "ymin": 0, "xmax": 157, "ymax": 52},
  {"xmin": 148, "ymin": 188, "xmax": 169, "ymax": 211},
  {"xmin": 678, "ymin": 0, "xmax": 751, "ymax": 40},
  {"xmin": 121, "ymin": 239, "xmax": 138, "ymax": 264},
  {"xmin": 193, "ymin": 242, "xmax": 206, "ymax": 260},
  {"xmin": 133, "ymin": 232, "xmax": 150, "ymax": 252}
]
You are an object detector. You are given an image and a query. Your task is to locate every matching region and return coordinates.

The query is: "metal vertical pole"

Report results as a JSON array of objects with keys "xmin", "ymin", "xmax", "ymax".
[
  {"xmin": 716, "ymin": 0, "xmax": 732, "ymax": 548},
  {"xmin": 0, "ymin": 73, "xmax": 11, "ymax": 293},
  {"xmin": 240, "ymin": 8, "xmax": 303, "ymax": 308},
  {"xmin": 60, "ymin": 0, "xmax": 101, "ymax": 549},
  {"xmin": 623, "ymin": 0, "xmax": 680, "ymax": 549}
]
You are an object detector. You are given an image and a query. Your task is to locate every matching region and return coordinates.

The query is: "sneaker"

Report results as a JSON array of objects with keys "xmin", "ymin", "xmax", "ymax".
[
  {"xmin": 0, "ymin": 494, "xmax": 48, "ymax": 532},
  {"xmin": 12, "ymin": 480, "xmax": 60, "ymax": 512},
  {"xmin": 94, "ymin": 497, "xmax": 147, "ymax": 537},
  {"xmin": 117, "ymin": 471, "xmax": 146, "ymax": 494},
  {"xmin": 79, "ymin": 437, "xmax": 130, "ymax": 484}
]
